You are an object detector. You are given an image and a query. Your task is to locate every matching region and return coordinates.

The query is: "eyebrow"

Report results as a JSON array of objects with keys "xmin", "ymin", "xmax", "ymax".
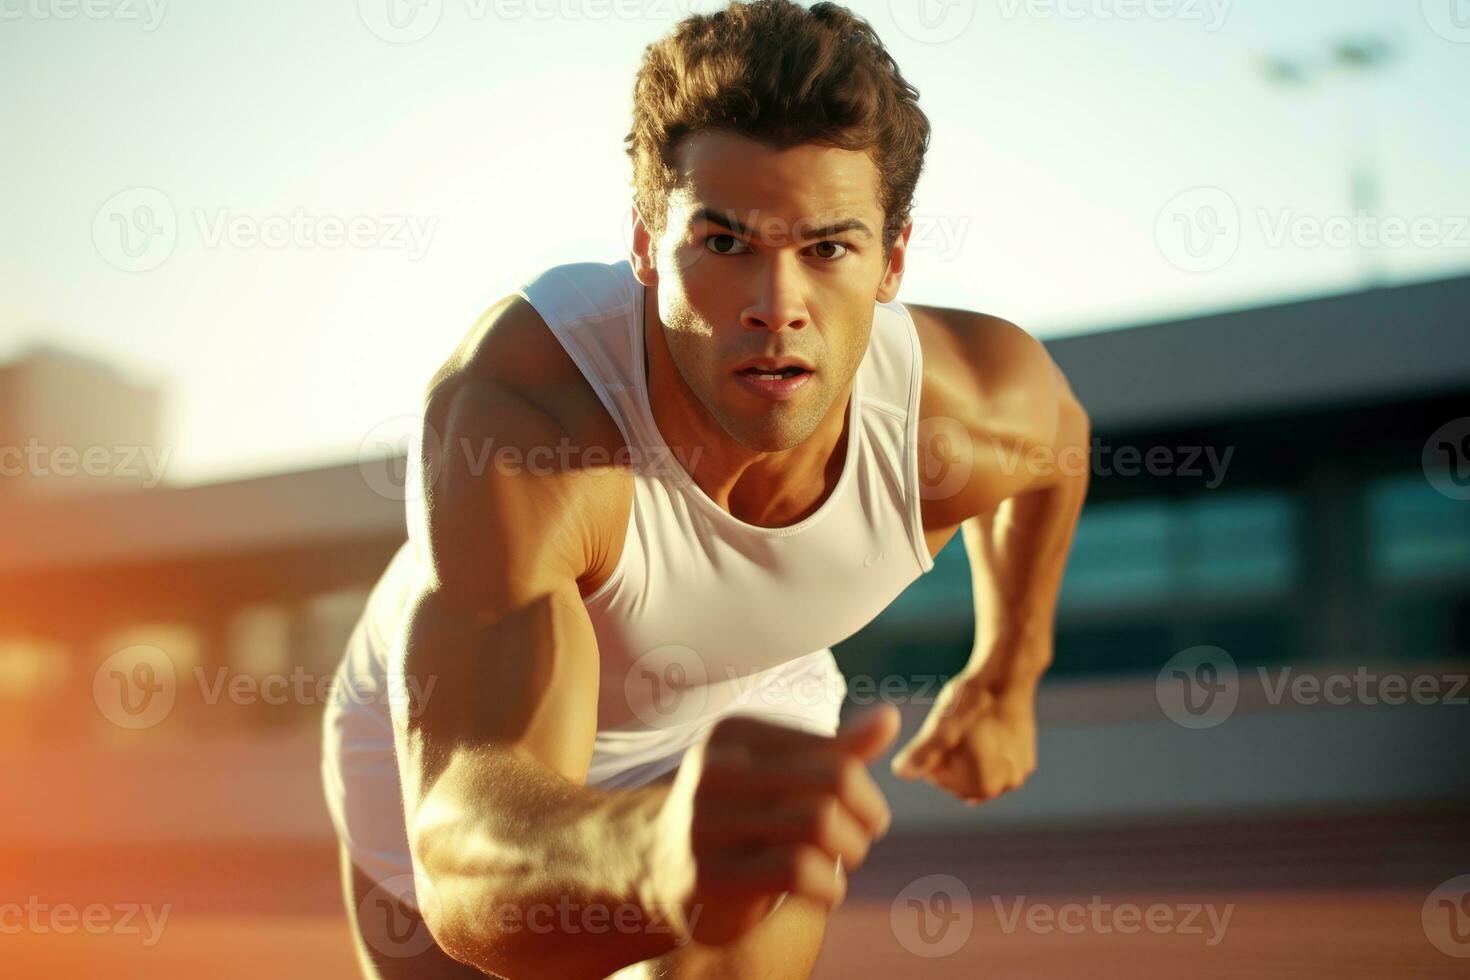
[{"xmin": 694, "ymin": 207, "xmax": 875, "ymax": 241}]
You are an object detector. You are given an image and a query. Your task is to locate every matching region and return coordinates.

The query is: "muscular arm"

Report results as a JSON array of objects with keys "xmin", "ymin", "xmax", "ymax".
[
  {"xmin": 894, "ymin": 309, "xmax": 1091, "ymax": 800},
  {"xmin": 963, "ymin": 358, "xmax": 1091, "ymax": 690},
  {"xmin": 912, "ymin": 306, "xmax": 1090, "ymax": 681},
  {"xmin": 392, "ymin": 366, "xmax": 683, "ymax": 978}
]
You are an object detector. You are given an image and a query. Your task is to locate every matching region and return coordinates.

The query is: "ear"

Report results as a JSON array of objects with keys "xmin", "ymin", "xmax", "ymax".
[
  {"xmin": 628, "ymin": 204, "xmax": 659, "ymax": 287},
  {"xmin": 876, "ymin": 220, "xmax": 913, "ymax": 304}
]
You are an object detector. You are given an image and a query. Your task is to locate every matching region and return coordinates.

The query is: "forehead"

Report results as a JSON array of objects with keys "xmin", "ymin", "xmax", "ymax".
[{"xmin": 670, "ymin": 129, "xmax": 882, "ymax": 223}]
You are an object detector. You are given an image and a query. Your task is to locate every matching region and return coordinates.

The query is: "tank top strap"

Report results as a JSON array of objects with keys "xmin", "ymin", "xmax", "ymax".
[{"xmin": 515, "ymin": 260, "xmax": 649, "ymax": 454}]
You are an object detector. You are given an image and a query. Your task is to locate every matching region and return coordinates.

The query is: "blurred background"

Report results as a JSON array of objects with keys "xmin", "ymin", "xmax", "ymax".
[{"xmin": 2, "ymin": 0, "xmax": 1468, "ymax": 976}]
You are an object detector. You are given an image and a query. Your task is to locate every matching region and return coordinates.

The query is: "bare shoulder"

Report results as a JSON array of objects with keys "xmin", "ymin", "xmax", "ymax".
[
  {"xmin": 420, "ymin": 293, "xmax": 633, "ymax": 602},
  {"xmin": 428, "ymin": 292, "xmax": 624, "ymax": 447},
  {"xmin": 903, "ymin": 303, "xmax": 1078, "ymax": 526},
  {"xmin": 906, "ymin": 302, "xmax": 1062, "ymax": 448}
]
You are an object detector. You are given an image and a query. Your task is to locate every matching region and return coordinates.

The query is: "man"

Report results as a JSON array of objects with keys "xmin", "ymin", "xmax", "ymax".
[{"xmin": 321, "ymin": 1, "xmax": 1090, "ymax": 977}]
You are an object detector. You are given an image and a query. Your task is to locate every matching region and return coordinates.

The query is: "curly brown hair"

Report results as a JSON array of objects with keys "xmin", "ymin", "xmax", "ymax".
[{"xmin": 624, "ymin": 0, "xmax": 931, "ymax": 262}]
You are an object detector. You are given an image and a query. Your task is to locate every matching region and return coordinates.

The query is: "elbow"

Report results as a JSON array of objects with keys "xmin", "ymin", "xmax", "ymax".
[
  {"xmin": 412, "ymin": 865, "xmax": 532, "ymax": 979},
  {"xmin": 407, "ymin": 819, "xmax": 514, "ymax": 976},
  {"xmin": 420, "ymin": 895, "xmax": 625, "ymax": 980},
  {"xmin": 408, "ymin": 830, "xmax": 581, "ymax": 979}
]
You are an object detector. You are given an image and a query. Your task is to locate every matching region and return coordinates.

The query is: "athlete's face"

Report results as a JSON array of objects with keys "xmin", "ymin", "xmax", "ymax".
[{"xmin": 638, "ymin": 130, "xmax": 909, "ymax": 453}]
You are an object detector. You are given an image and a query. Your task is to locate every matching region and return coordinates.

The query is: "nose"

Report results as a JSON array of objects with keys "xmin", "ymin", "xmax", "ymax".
[{"xmin": 740, "ymin": 253, "xmax": 810, "ymax": 333}]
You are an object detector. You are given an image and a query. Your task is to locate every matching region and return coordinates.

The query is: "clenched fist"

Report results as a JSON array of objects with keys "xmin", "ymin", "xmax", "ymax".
[{"xmin": 650, "ymin": 703, "xmax": 900, "ymax": 947}]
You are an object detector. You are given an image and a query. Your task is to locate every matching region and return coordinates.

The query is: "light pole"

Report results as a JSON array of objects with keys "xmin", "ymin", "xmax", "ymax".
[{"xmin": 1260, "ymin": 36, "xmax": 1398, "ymax": 287}]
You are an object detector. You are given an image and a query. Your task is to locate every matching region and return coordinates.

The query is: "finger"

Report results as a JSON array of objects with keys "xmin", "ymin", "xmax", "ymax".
[
  {"xmin": 692, "ymin": 795, "xmax": 877, "ymax": 869},
  {"xmin": 929, "ymin": 749, "xmax": 981, "ymax": 799},
  {"xmin": 891, "ymin": 705, "xmax": 965, "ymax": 778},
  {"xmin": 830, "ymin": 702, "xmax": 902, "ymax": 762},
  {"xmin": 931, "ymin": 745, "xmax": 1016, "ymax": 802},
  {"xmin": 892, "ymin": 726, "xmax": 960, "ymax": 779},
  {"xmin": 700, "ymin": 748, "xmax": 892, "ymax": 839}
]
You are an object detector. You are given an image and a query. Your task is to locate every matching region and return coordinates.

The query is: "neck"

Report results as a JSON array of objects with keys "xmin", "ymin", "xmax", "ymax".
[{"xmin": 641, "ymin": 283, "xmax": 853, "ymax": 529}]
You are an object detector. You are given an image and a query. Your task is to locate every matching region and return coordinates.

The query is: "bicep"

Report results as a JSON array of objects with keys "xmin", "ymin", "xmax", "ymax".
[
  {"xmin": 392, "ymin": 378, "xmax": 606, "ymax": 831},
  {"xmin": 958, "ymin": 318, "xmax": 1089, "ymax": 506}
]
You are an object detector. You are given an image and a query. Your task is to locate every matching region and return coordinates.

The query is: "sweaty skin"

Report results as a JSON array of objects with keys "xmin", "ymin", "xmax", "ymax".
[{"xmin": 396, "ymin": 131, "xmax": 1090, "ymax": 979}]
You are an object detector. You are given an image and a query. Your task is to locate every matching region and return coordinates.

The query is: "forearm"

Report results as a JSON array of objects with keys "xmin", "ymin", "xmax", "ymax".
[
  {"xmin": 412, "ymin": 747, "xmax": 688, "ymax": 979},
  {"xmin": 964, "ymin": 429, "xmax": 1090, "ymax": 690}
]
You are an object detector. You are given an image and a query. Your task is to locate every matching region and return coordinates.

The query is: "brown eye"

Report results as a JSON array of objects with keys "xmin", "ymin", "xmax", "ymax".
[
  {"xmin": 811, "ymin": 241, "xmax": 850, "ymax": 261},
  {"xmin": 705, "ymin": 234, "xmax": 748, "ymax": 255}
]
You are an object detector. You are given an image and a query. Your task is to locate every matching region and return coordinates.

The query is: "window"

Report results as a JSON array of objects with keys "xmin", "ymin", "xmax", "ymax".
[
  {"xmin": 1058, "ymin": 491, "xmax": 1296, "ymax": 612},
  {"xmin": 1367, "ymin": 472, "xmax": 1470, "ymax": 583}
]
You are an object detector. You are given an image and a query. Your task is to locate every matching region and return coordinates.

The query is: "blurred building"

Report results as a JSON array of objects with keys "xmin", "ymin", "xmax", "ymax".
[{"xmin": 0, "ymin": 344, "xmax": 165, "ymax": 499}]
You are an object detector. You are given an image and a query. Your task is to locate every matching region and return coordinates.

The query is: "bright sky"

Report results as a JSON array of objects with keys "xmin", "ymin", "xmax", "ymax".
[{"xmin": 2, "ymin": 0, "xmax": 1467, "ymax": 486}]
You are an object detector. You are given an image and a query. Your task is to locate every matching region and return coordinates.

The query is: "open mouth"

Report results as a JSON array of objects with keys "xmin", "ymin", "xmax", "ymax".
[
  {"xmin": 736, "ymin": 365, "xmax": 811, "ymax": 380},
  {"xmin": 733, "ymin": 363, "xmax": 814, "ymax": 402}
]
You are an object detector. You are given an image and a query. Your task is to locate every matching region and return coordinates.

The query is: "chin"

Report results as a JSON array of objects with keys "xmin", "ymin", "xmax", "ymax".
[{"xmin": 719, "ymin": 411, "xmax": 820, "ymax": 454}]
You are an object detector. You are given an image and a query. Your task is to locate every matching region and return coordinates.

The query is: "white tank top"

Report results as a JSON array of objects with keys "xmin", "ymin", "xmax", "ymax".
[{"xmin": 321, "ymin": 258, "xmax": 935, "ymax": 901}]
